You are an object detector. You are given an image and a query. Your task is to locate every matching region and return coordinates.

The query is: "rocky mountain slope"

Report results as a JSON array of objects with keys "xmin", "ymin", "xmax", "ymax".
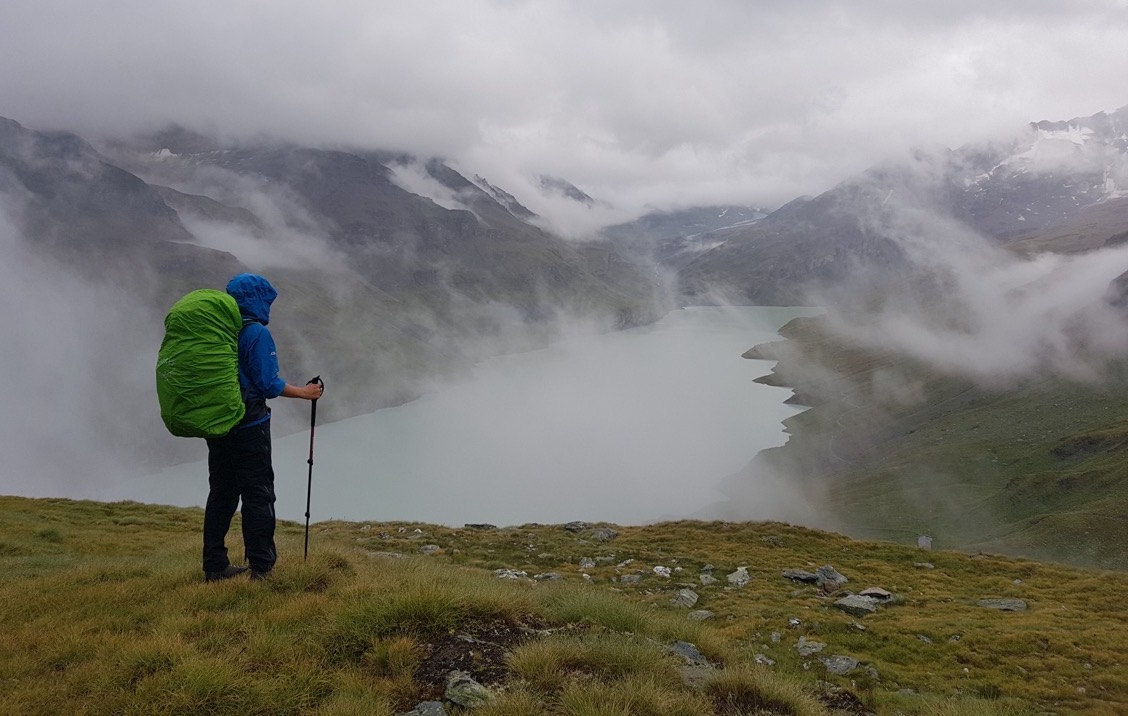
[
  {"xmin": 0, "ymin": 116, "xmax": 240, "ymax": 294},
  {"xmin": 0, "ymin": 116, "xmax": 665, "ymax": 449},
  {"xmin": 598, "ymin": 205, "xmax": 768, "ymax": 269}
]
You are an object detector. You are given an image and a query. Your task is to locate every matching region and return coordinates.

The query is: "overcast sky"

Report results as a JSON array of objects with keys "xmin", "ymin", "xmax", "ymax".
[{"xmin": 3, "ymin": 0, "xmax": 1128, "ymax": 215}]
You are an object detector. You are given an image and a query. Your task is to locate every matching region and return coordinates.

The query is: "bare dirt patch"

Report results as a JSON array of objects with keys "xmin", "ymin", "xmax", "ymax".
[{"xmin": 413, "ymin": 616, "xmax": 548, "ymax": 701}]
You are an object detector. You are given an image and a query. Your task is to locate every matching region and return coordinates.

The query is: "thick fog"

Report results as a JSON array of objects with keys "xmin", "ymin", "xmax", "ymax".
[
  {"xmin": 173, "ymin": 170, "xmax": 350, "ymax": 273},
  {"xmin": 817, "ymin": 142, "xmax": 1128, "ymax": 386},
  {"xmin": 834, "ymin": 222, "xmax": 1128, "ymax": 385},
  {"xmin": 0, "ymin": 205, "xmax": 174, "ymax": 497},
  {"xmin": 146, "ymin": 306, "xmax": 815, "ymax": 526}
]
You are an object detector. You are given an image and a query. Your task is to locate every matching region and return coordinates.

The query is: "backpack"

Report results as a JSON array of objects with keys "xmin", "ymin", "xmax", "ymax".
[{"xmin": 156, "ymin": 289, "xmax": 246, "ymax": 438}]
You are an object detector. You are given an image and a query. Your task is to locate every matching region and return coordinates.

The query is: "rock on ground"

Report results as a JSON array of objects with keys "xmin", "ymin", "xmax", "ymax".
[
  {"xmin": 397, "ymin": 702, "xmax": 448, "ymax": 716},
  {"xmin": 833, "ymin": 595, "xmax": 879, "ymax": 617},
  {"xmin": 671, "ymin": 589, "xmax": 699, "ymax": 608},
  {"xmin": 445, "ymin": 671, "xmax": 493, "ymax": 708},
  {"xmin": 820, "ymin": 655, "xmax": 859, "ymax": 675},
  {"xmin": 782, "ymin": 569, "xmax": 818, "ymax": 583},
  {"xmin": 859, "ymin": 587, "xmax": 893, "ymax": 601},
  {"xmin": 589, "ymin": 528, "xmax": 618, "ymax": 542},
  {"xmin": 978, "ymin": 598, "xmax": 1028, "ymax": 611},
  {"xmin": 815, "ymin": 564, "xmax": 848, "ymax": 590},
  {"xmin": 727, "ymin": 567, "xmax": 750, "ymax": 587},
  {"xmin": 492, "ymin": 569, "xmax": 527, "ymax": 580},
  {"xmin": 669, "ymin": 641, "xmax": 711, "ymax": 667}
]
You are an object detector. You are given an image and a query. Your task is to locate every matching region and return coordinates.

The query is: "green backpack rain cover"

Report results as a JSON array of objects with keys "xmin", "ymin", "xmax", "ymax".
[{"xmin": 156, "ymin": 289, "xmax": 246, "ymax": 438}]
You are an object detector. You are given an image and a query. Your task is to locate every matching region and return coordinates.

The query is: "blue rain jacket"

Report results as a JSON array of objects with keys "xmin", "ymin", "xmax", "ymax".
[{"xmin": 226, "ymin": 274, "xmax": 287, "ymax": 426}]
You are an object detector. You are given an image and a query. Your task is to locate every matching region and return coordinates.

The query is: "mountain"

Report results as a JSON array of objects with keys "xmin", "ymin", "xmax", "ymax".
[
  {"xmin": 471, "ymin": 174, "xmax": 538, "ymax": 221},
  {"xmin": 0, "ymin": 116, "xmax": 240, "ymax": 296},
  {"xmin": 957, "ymin": 108, "xmax": 1128, "ymax": 239},
  {"xmin": 537, "ymin": 175, "xmax": 596, "ymax": 206},
  {"xmin": 597, "ymin": 205, "xmax": 768, "ymax": 269},
  {"xmin": 677, "ymin": 183, "xmax": 912, "ymax": 304},
  {"xmin": 103, "ymin": 138, "xmax": 660, "ymax": 327},
  {"xmin": 675, "ymin": 106, "xmax": 1128, "ymax": 304},
  {"xmin": 0, "ymin": 117, "xmax": 665, "ymax": 461}
]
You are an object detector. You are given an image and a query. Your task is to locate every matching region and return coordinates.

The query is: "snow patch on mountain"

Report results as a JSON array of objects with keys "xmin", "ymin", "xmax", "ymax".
[
  {"xmin": 966, "ymin": 111, "xmax": 1128, "ymax": 209},
  {"xmin": 1008, "ymin": 123, "xmax": 1096, "ymax": 167}
]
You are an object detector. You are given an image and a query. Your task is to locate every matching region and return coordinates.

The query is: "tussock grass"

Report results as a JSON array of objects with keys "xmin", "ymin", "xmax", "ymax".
[
  {"xmin": 559, "ymin": 675, "xmax": 712, "ymax": 716},
  {"xmin": 508, "ymin": 634, "xmax": 678, "ymax": 691},
  {"xmin": 544, "ymin": 587, "xmax": 654, "ymax": 632},
  {"xmin": 705, "ymin": 664, "xmax": 827, "ymax": 716}
]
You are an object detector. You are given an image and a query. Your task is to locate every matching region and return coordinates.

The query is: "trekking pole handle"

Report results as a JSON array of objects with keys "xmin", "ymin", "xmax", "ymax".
[{"xmin": 306, "ymin": 376, "xmax": 323, "ymax": 470}]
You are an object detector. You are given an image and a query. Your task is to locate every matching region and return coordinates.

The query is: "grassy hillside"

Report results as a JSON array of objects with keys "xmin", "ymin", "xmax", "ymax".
[
  {"xmin": 746, "ymin": 316, "xmax": 1128, "ymax": 570},
  {"xmin": 3, "ymin": 497, "xmax": 1127, "ymax": 714},
  {"xmin": 1003, "ymin": 198, "xmax": 1128, "ymax": 255}
]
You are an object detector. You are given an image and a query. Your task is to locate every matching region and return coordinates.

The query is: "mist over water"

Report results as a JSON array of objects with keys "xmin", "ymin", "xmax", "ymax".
[{"xmin": 141, "ymin": 306, "xmax": 815, "ymax": 526}]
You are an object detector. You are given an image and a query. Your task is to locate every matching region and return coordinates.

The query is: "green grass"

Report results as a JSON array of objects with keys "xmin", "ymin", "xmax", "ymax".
[
  {"xmin": 508, "ymin": 635, "xmax": 679, "ymax": 691},
  {"xmin": 5, "ymin": 497, "xmax": 1126, "ymax": 713},
  {"xmin": 749, "ymin": 315, "xmax": 1128, "ymax": 570}
]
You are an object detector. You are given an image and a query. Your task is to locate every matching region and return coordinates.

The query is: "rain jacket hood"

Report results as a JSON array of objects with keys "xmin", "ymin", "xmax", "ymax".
[{"xmin": 226, "ymin": 273, "xmax": 277, "ymax": 325}]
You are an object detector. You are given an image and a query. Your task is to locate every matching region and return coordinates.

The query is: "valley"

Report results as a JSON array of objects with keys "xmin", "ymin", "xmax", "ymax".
[{"xmin": 3, "ymin": 104, "xmax": 1128, "ymax": 570}]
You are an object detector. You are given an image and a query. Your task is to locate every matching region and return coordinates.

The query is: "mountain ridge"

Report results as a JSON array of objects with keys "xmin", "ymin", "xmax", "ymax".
[
  {"xmin": 668, "ymin": 105, "xmax": 1128, "ymax": 305},
  {"xmin": 0, "ymin": 115, "xmax": 667, "ymax": 471}
]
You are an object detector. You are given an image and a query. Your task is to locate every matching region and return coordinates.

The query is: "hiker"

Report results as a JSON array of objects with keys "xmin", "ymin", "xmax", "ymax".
[{"xmin": 203, "ymin": 273, "xmax": 323, "ymax": 582}]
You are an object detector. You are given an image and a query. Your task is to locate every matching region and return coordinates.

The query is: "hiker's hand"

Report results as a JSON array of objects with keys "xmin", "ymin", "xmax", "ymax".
[{"xmin": 304, "ymin": 382, "xmax": 324, "ymax": 400}]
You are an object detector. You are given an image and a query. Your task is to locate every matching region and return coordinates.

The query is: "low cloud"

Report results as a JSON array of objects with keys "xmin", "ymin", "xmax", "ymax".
[
  {"xmin": 138, "ymin": 161, "xmax": 353, "ymax": 273},
  {"xmin": 0, "ymin": 202, "xmax": 186, "ymax": 498},
  {"xmin": 388, "ymin": 160, "xmax": 474, "ymax": 213},
  {"xmin": 821, "ymin": 204, "xmax": 1128, "ymax": 385}
]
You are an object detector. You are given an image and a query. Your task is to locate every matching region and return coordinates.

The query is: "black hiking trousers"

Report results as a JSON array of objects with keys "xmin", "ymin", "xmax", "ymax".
[{"xmin": 203, "ymin": 421, "xmax": 277, "ymax": 575}]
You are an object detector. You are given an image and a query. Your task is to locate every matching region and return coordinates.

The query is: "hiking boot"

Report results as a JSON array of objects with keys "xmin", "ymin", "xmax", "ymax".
[
  {"xmin": 204, "ymin": 564, "xmax": 248, "ymax": 582},
  {"xmin": 249, "ymin": 569, "xmax": 272, "ymax": 582}
]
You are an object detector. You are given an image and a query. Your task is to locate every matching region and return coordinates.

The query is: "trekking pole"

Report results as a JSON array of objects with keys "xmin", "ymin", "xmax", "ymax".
[{"xmin": 303, "ymin": 376, "xmax": 324, "ymax": 562}]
